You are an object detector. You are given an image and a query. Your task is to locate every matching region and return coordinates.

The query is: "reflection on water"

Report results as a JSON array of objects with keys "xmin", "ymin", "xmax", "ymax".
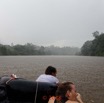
[{"xmin": 0, "ymin": 56, "xmax": 104, "ymax": 103}]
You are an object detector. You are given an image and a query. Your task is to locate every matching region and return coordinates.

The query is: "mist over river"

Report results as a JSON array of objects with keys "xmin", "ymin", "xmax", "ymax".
[{"xmin": 0, "ymin": 56, "xmax": 104, "ymax": 103}]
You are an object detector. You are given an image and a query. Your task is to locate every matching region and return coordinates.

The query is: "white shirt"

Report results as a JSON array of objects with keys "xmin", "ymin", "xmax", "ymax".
[{"xmin": 36, "ymin": 74, "xmax": 59, "ymax": 84}]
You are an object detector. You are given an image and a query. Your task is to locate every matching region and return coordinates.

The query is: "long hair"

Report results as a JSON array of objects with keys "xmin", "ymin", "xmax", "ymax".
[{"xmin": 55, "ymin": 82, "xmax": 74, "ymax": 103}]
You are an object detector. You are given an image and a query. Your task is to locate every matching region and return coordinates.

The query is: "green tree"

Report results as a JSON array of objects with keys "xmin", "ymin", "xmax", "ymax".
[
  {"xmin": 92, "ymin": 31, "xmax": 99, "ymax": 38},
  {"xmin": 81, "ymin": 41, "xmax": 92, "ymax": 56},
  {"xmin": 81, "ymin": 32, "xmax": 104, "ymax": 56},
  {"xmin": 0, "ymin": 45, "xmax": 8, "ymax": 55},
  {"xmin": 91, "ymin": 33, "xmax": 104, "ymax": 56}
]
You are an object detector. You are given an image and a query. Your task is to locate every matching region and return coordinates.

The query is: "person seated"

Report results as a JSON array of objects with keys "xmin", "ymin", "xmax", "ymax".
[
  {"xmin": 48, "ymin": 82, "xmax": 84, "ymax": 103},
  {"xmin": 36, "ymin": 66, "xmax": 59, "ymax": 84}
]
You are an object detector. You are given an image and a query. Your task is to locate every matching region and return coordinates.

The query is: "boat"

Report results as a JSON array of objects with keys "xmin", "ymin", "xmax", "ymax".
[{"xmin": 0, "ymin": 75, "xmax": 57, "ymax": 103}]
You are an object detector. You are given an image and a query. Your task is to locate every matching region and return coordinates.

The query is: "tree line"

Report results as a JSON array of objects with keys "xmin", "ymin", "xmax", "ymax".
[
  {"xmin": 1, "ymin": 31, "xmax": 103, "ymax": 56},
  {"xmin": 0, "ymin": 43, "xmax": 80, "ymax": 55},
  {"xmin": 81, "ymin": 31, "xmax": 104, "ymax": 56}
]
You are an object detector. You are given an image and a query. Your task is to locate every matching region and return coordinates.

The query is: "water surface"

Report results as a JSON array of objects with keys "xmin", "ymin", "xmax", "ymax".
[{"xmin": 0, "ymin": 56, "xmax": 104, "ymax": 103}]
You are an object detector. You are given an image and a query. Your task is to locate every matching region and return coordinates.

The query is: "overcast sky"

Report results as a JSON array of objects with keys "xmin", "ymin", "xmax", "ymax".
[{"xmin": 0, "ymin": 0, "xmax": 104, "ymax": 48}]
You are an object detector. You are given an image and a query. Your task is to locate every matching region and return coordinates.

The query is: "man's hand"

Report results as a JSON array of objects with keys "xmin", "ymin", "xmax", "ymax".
[{"xmin": 76, "ymin": 93, "xmax": 84, "ymax": 103}]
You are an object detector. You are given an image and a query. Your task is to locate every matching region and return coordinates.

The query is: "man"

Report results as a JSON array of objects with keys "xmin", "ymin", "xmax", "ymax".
[
  {"xmin": 36, "ymin": 66, "xmax": 59, "ymax": 84},
  {"xmin": 48, "ymin": 82, "xmax": 84, "ymax": 103}
]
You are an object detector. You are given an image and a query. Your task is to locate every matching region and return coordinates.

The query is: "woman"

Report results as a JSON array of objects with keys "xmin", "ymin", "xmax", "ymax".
[{"xmin": 48, "ymin": 82, "xmax": 84, "ymax": 103}]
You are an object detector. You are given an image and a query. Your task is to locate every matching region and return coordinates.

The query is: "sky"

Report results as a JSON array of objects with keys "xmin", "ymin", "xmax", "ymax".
[{"xmin": 0, "ymin": 0, "xmax": 104, "ymax": 48}]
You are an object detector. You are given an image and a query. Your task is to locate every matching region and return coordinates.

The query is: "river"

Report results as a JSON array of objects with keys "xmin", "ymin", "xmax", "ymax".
[{"xmin": 0, "ymin": 56, "xmax": 104, "ymax": 103}]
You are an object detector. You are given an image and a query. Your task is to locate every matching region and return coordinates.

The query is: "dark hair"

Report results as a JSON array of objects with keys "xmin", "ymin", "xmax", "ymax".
[
  {"xmin": 45, "ymin": 66, "xmax": 57, "ymax": 75},
  {"xmin": 55, "ymin": 82, "xmax": 74, "ymax": 103}
]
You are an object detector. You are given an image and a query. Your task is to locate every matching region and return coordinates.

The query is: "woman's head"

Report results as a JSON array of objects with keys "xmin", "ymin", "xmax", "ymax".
[
  {"xmin": 55, "ymin": 82, "xmax": 77, "ymax": 102},
  {"xmin": 45, "ymin": 66, "xmax": 57, "ymax": 76}
]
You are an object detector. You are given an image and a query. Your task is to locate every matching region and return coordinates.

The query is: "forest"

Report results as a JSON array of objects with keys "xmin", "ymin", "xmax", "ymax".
[
  {"xmin": 0, "ymin": 43, "xmax": 80, "ymax": 55},
  {"xmin": 0, "ymin": 31, "xmax": 104, "ymax": 56},
  {"xmin": 81, "ymin": 31, "xmax": 104, "ymax": 56}
]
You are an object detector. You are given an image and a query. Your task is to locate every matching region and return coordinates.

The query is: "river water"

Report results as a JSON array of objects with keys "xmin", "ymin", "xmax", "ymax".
[{"xmin": 0, "ymin": 56, "xmax": 104, "ymax": 103}]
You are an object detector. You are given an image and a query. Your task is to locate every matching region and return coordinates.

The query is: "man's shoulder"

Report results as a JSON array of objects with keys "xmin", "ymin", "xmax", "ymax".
[{"xmin": 47, "ymin": 75, "xmax": 58, "ymax": 80}]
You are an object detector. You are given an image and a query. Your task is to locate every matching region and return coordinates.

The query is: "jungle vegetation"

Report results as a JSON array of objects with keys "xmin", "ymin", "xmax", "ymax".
[
  {"xmin": 0, "ymin": 43, "xmax": 80, "ymax": 55},
  {"xmin": 81, "ymin": 31, "xmax": 104, "ymax": 56}
]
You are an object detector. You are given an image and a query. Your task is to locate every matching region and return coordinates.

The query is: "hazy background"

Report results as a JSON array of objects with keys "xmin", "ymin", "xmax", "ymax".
[{"xmin": 0, "ymin": 0, "xmax": 104, "ymax": 48}]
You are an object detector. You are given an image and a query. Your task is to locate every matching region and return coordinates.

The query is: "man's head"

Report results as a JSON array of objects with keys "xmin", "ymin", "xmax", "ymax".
[
  {"xmin": 45, "ymin": 66, "xmax": 57, "ymax": 77},
  {"xmin": 66, "ymin": 82, "xmax": 77, "ymax": 101},
  {"xmin": 55, "ymin": 82, "xmax": 77, "ymax": 102}
]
